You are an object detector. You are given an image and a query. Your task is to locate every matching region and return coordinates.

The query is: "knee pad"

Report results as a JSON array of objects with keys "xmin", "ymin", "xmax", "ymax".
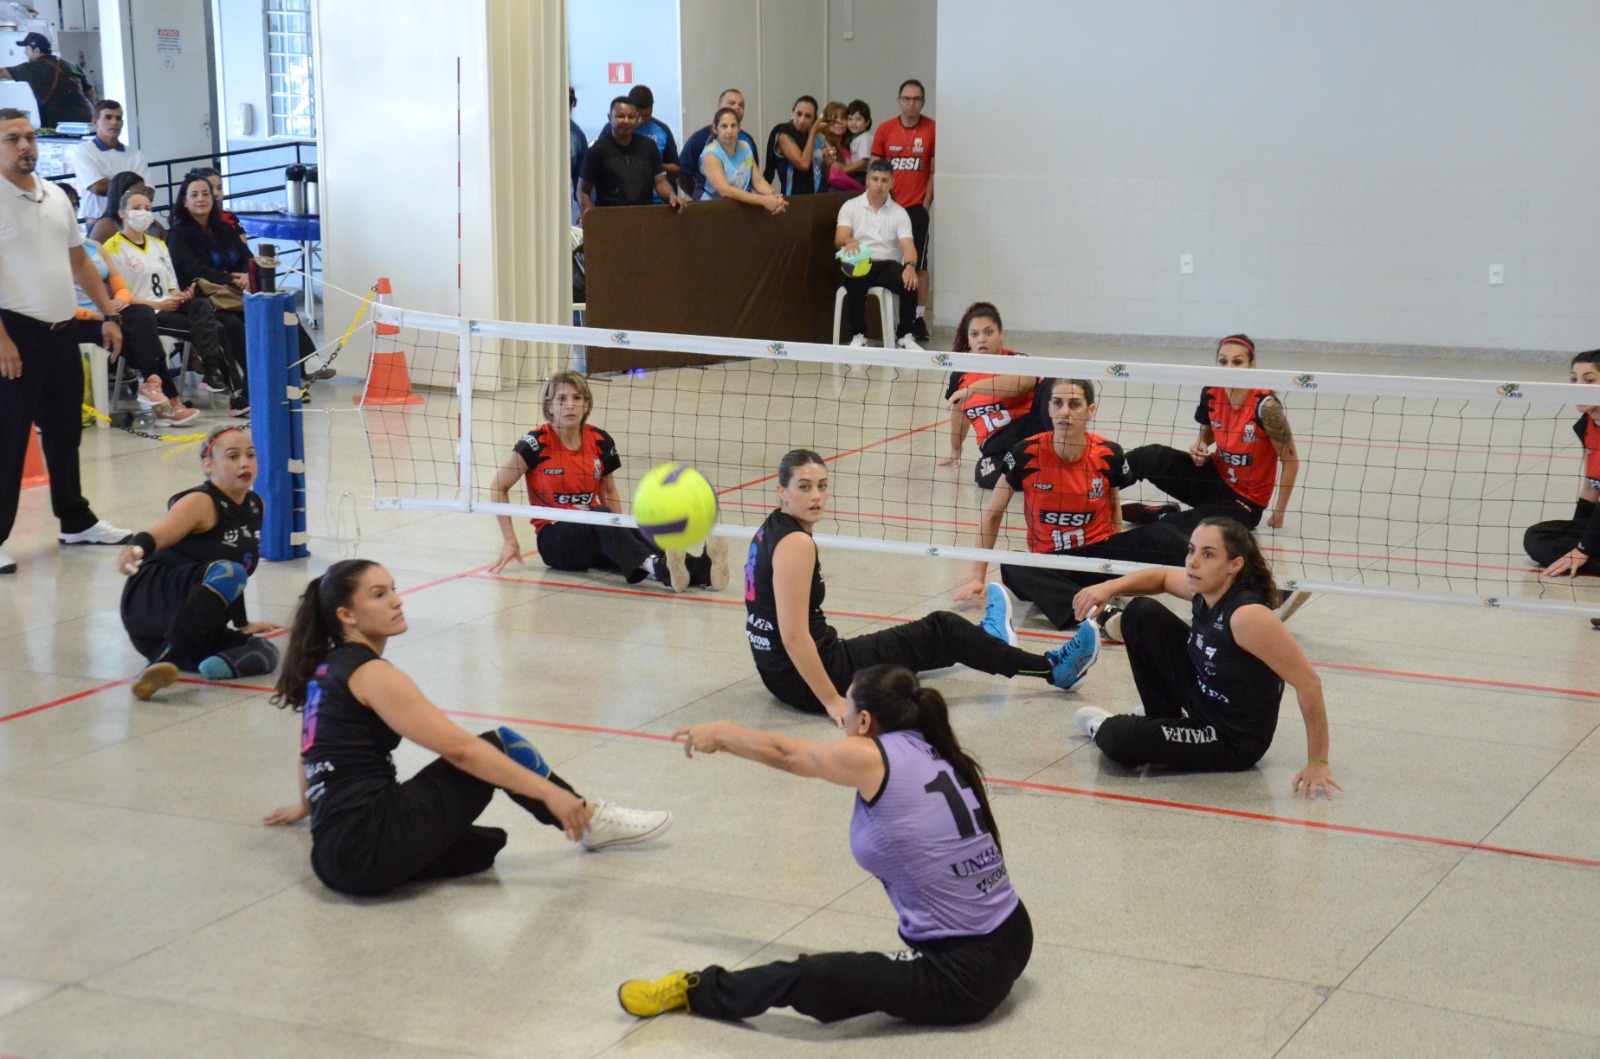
[{"xmin": 200, "ymin": 560, "xmax": 249, "ymax": 604}]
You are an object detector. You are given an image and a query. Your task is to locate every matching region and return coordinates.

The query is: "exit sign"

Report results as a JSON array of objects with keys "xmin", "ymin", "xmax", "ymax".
[{"xmin": 608, "ymin": 62, "xmax": 632, "ymax": 84}]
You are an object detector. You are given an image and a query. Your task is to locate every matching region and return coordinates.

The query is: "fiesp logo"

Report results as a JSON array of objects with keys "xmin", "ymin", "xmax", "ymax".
[
  {"xmin": 1291, "ymin": 374, "xmax": 1317, "ymax": 389},
  {"xmin": 1106, "ymin": 363, "xmax": 1130, "ymax": 378},
  {"xmin": 1495, "ymin": 383, "xmax": 1523, "ymax": 398}
]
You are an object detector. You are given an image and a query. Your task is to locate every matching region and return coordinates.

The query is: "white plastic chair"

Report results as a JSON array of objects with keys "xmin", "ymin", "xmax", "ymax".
[{"xmin": 831, "ymin": 285, "xmax": 897, "ymax": 346}]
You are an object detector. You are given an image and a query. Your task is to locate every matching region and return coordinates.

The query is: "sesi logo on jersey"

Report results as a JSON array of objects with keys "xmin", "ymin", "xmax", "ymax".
[
  {"xmin": 553, "ymin": 491, "xmax": 594, "ymax": 506},
  {"xmin": 1039, "ymin": 510, "xmax": 1093, "ymax": 527}
]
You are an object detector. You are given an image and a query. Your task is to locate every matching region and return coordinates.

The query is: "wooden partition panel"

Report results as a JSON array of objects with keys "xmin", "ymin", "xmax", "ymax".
[{"xmin": 583, "ymin": 192, "xmax": 850, "ymax": 372}]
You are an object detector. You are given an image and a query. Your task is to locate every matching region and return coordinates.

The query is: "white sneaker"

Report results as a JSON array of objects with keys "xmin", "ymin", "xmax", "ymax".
[
  {"xmin": 847, "ymin": 333, "xmax": 869, "ymax": 347},
  {"xmin": 59, "ymin": 520, "xmax": 132, "ymax": 546},
  {"xmin": 1275, "ymin": 589, "xmax": 1312, "ymax": 623},
  {"xmin": 1073, "ymin": 706, "xmax": 1111, "ymax": 739},
  {"xmin": 581, "ymin": 800, "xmax": 673, "ymax": 851},
  {"xmin": 896, "ymin": 334, "xmax": 923, "ymax": 351},
  {"xmin": 663, "ymin": 551, "xmax": 690, "ymax": 592},
  {"xmin": 704, "ymin": 534, "xmax": 729, "ymax": 591},
  {"xmin": 0, "ymin": 550, "xmax": 16, "ymax": 574},
  {"xmin": 136, "ymin": 375, "xmax": 165, "ymax": 408}
]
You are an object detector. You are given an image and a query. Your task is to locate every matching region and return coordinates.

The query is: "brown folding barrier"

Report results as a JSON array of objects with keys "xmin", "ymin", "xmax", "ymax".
[{"xmin": 582, "ymin": 192, "xmax": 855, "ymax": 373}]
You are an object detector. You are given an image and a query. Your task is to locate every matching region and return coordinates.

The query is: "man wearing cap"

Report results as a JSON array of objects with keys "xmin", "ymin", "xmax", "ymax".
[
  {"xmin": 0, "ymin": 33, "xmax": 94, "ymax": 128},
  {"xmin": 70, "ymin": 99, "xmax": 145, "ymax": 220},
  {"xmin": 0, "ymin": 109, "xmax": 131, "ymax": 575}
]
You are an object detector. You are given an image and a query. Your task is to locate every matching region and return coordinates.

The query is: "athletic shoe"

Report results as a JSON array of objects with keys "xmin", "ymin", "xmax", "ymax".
[
  {"xmin": 59, "ymin": 520, "xmax": 132, "ymax": 546},
  {"xmin": 847, "ymin": 333, "xmax": 869, "ymax": 347},
  {"xmin": 136, "ymin": 375, "xmax": 166, "ymax": 408},
  {"xmin": 1095, "ymin": 602, "xmax": 1124, "ymax": 643},
  {"xmin": 198, "ymin": 372, "xmax": 229, "ymax": 394},
  {"xmin": 197, "ymin": 637, "xmax": 280, "ymax": 680},
  {"xmin": 580, "ymin": 800, "xmax": 673, "ymax": 851},
  {"xmin": 311, "ymin": 366, "xmax": 338, "ymax": 381},
  {"xmin": 978, "ymin": 582, "xmax": 1017, "ymax": 647},
  {"xmin": 229, "ymin": 403, "xmax": 250, "ymax": 418},
  {"xmin": 1045, "ymin": 620, "xmax": 1101, "ymax": 691},
  {"xmin": 1121, "ymin": 502, "xmax": 1179, "ymax": 525},
  {"xmin": 1073, "ymin": 705, "xmax": 1111, "ymax": 739},
  {"xmin": 705, "ymin": 534, "xmax": 729, "ymax": 591},
  {"xmin": 910, "ymin": 317, "xmax": 931, "ymax": 343},
  {"xmin": 1590, "ymin": 618, "xmax": 1599, "ymax": 631},
  {"xmin": 896, "ymin": 334, "xmax": 923, "ymax": 351},
  {"xmin": 154, "ymin": 403, "xmax": 200, "ymax": 427},
  {"xmin": 1275, "ymin": 590, "xmax": 1312, "ymax": 623},
  {"xmin": 663, "ymin": 551, "xmax": 691, "ymax": 592},
  {"xmin": 0, "ymin": 551, "xmax": 16, "ymax": 574},
  {"xmin": 132, "ymin": 661, "xmax": 179, "ymax": 701},
  {"xmin": 495, "ymin": 725, "xmax": 551, "ymax": 777},
  {"xmin": 618, "ymin": 971, "xmax": 698, "ymax": 1018}
]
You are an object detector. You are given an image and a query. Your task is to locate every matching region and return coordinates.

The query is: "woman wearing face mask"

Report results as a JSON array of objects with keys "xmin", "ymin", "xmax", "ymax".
[
  {"xmin": 118, "ymin": 426, "xmax": 280, "ymax": 700},
  {"xmin": 955, "ymin": 379, "xmax": 1188, "ymax": 631},
  {"xmin": 1068, "ymin": 517, "xmax": 1343, "ymax": 799},
  {"xmin": 700, "ymin": 106, "xmax": 786, "ymax": 214},
  {"xmin": 745, "ymin": 449, "xmax": 1102, "ymax": 722},
  {"xmin": 619, "ymin": 664, "xmax": 1031, "ymax": 1028},
  {"xmin": 103, "ymin": 186, "xmax": 244, "ymax": 416},
  {"xmin": 937, "ymin": 302, "xmax": 1048, "ymax": 490}
]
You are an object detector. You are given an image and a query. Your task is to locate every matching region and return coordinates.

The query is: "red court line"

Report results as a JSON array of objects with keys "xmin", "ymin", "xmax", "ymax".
[
  {"xmin": 0, "ymin": 678, "xmax": 130, "ymax": 723},
  {"xmin": 718, "ymin": 418, "xmax": 945, "ymax": 495},
  {"xmin": 443, "ymin": 708, "xmax": 678, "ymax": 742}
]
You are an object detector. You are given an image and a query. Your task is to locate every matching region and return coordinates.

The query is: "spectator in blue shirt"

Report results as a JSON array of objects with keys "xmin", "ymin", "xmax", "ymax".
[
  {"xmin": 700, "ymin": 107, "xmax": 785, "ymax": 215},
  {"xmin": 678, "ymin": 88, "xmax": 760, "ymax": 200},
  {"xmin": 568, "ymin": 86, "xmax": 588, "ymax": 223}
]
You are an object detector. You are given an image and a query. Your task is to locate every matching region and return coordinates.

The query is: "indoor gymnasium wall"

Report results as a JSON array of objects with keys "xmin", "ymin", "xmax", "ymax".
[{"xmin": 934, "ymin": 0, "xmax": 1600, "ymax": 355}]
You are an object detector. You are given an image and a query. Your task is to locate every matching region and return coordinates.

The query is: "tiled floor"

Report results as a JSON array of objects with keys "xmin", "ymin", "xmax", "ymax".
[{"xmin": 1, "ymin": 338, "xmax": 1597, "ymax": 1057}]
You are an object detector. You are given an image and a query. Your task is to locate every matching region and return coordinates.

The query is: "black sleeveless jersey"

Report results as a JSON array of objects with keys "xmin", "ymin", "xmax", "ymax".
[
  {"xmin": 298, "ymin": 642, "xmax": 400, "ymax": 829},
  {"xmin": 745, "ymin": 509, "xmax": 837, "ymax": 671},
  {"xmin": 146, "ymin": 481, "xmax": 263, "ymax": 575},
  {"xmin": 1185, "ymin": 583, "xmax": 1285, "ymax": 747}
]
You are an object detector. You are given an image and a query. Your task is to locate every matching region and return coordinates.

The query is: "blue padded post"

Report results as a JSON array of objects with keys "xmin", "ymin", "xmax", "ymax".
[{"xmin": 244, "ymin": 291, "xmax": 309, "ymax": 561}]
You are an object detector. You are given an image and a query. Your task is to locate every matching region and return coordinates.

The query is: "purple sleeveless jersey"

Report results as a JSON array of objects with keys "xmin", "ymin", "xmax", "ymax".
[{"xmin": 849, "ymin": 730, "xmax": 1019, "ymax": 942}]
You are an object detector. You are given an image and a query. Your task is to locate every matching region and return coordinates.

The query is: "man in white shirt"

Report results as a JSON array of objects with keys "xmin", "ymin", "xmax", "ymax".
[
  {"xmin": 834, "ymin": 159, "xmax": 920, "ymax": 350},
  {"xmin": 70, "ymin": 100, "xmax": 147, "ymax": 222},
  {"xmin": 0, "ymin": 109, "xmax": 132, "ymax": 574}
]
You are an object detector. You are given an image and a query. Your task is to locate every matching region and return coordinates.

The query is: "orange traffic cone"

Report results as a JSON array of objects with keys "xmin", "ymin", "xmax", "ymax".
[
  {"xmin": 22, "ymin": 427, "xmax": 48, "ymax": 488},
  {"xmin": 354, "ymin": 276, "xmax": 423, "ymax": 406}
]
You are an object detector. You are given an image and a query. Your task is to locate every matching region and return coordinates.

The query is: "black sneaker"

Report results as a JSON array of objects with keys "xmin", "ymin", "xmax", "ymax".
[
  {"xmin": 1095, "ymin": 603, "xmax": 1124, "ymax": 643},
  {"xmin": 1121, "ymin": 502, "xmax": 1179, "ymax": 525},
  {"xmin": 1591, "ymin": 618, "xmax": 1600, "ymax": 631},
  {"xmin": 910, "ymin": 318, "xmax": 931, "ymax": 343},
  {"xmin": 200, "ymin": 371, "xmax": 230, "ymax": 394}
]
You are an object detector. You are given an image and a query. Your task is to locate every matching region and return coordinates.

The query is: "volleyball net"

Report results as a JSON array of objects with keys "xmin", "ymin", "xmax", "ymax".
[{"xmin": 359, "ymin": 303, "xmax": 1600, "ymax": 618}]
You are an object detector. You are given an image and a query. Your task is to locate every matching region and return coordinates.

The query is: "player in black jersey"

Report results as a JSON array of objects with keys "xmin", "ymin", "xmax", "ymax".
[
  {"xmin": 118, "ymin": 426, "xmax": 282, "ymax": 700},
  {"xmin": 745, "ymin": 449, "xmax": 1102, "ymax": 723},
  {"xmin": 264, "ymin": 558, "xmax": 672, "ymax": 896},
  {"xmin": 1068, "ymin": 517, "xmax": 1343, "ymax": 799}
]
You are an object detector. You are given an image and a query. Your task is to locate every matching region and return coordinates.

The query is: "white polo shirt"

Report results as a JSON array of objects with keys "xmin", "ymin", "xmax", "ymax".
[
  {"xmin": 836, "ymin": 192, "xmax": 912, "ymax": 266},
  {"xmin": 0, "ymin": 174, "xmax": 84, "ymax": 323},
  {"xmin": 70, "ymin": 137, "xmax": 147, "ymax": 221}
]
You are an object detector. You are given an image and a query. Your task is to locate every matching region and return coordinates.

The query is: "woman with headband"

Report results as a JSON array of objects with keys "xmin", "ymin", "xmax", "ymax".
[{"xmin": 119, "ymin": 425, "xmax": 281, "ymax": 699}]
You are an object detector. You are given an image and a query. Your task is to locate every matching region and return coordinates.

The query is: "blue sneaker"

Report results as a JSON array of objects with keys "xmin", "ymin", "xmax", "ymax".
[
  {"xmin": 1045, "ymin": 621, "xmax": 1101, "ymax": 691},
  {"xmin": 978, "ymin": 583, "xmax": 1017, "ymax": 647},
  {"xmin": 496, "ymin": 726, "xmax": 551, "ymax": 777}
]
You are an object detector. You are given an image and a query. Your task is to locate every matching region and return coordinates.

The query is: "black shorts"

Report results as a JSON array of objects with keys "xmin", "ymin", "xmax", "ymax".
[{"xmin": 906, "ymin": 204, "xmax": 931, "ymax": 271}]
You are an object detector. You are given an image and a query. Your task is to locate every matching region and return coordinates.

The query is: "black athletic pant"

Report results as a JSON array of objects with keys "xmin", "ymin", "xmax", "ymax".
[
  {"xmin": 1524, "ymin": 500, "xmax": 1600, "ymax": 574},
  {"xmin": 536, "ymin": 506, "xmax": 659, "ymax": 582},
  {"xmin": 689, "ymin": 902, "xmax": 1031, "ymax": 1024},
  {"xmin": 840, "ymin": 261, "xmax": 917, "ymax": 340},
  {"xmin": 155, "ymin": 299, "xmax": 242, "ymax": 393},
  {"xmin": 75, "ymin": 306, "xmax": 179, "ymax": 401},
  {"xmin": 1001, "ymin": 523, "xmax": 1190, "ymax": 629},
  {"xmin": 0, "ymin": 310, "xmax": 99, "ymax": 547},
  {"xmin": 310, "ymin": 731, "xmax": 583, "ymax": 897},
  {"xmin": 1126, "ymin": 444, "xmax": 1265, "ymax": 530},
  {"xmin": 121, "ymin": 561, "xmax": 250, "ymax": 668},
  {"xmin": 760, "ymin": 611, "xmax": 1055, "ymax": 714},
  {"xmin": 1092, "ymin": 598, "xmax": 1270, "ymax": 771}
]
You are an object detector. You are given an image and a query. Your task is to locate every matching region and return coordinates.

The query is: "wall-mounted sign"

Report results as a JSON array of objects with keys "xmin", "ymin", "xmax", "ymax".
[
  {"xmin": 607, "ymin": 62, "xmax": 632, "ymax": 84},
  {"xmin": 157, "ymin": 28, "xmax": 181, "ymax": 54}
]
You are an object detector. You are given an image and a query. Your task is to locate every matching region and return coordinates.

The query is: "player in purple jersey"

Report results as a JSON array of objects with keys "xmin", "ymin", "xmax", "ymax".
[{"xmin": 618, "ymin": 664, "xmax": 1032, "ymax": 1027}]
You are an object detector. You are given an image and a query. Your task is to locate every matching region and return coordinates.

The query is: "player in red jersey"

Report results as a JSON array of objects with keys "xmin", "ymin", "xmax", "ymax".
[
  {"xmin": 1125, "ymin": 334, "xmax": 1300, "ymax": 532},
  {"xmin": 487, "ymin": 371, "xmax": 727, "ymax": 591},
  {"xmin": 1524, "ymin": 350, "xmax": 1600, "ymax": 601},
  {"xmin": 938, "ymin": 302, "xmax": 1047, "ymax": 489},
  {"xmin": 955, "ymin": 379, "xmax": 1187, "ymax": 630}
]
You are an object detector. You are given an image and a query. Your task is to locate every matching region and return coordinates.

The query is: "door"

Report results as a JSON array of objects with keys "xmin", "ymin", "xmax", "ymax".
[{"xmin": 124, "ymin": 0, "xmax": 218, "ymax": 190}]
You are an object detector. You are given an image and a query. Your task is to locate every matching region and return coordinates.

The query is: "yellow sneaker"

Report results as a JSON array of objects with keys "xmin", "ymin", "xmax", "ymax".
[
  {"xmin": 132, "ymin": 661, "xmax": 179, "ymax": 701},
  {"xmin": 617, "ymin": 971, "xmax": 697, "ymax": 1018}
]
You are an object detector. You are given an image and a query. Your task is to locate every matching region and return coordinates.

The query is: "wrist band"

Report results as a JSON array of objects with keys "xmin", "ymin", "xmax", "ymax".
[
  {"xmin": 130, "ymin": 531, "xmax": 157, "ymax": 554},
  {"xmin": 1308, "ymin": 757, "xmax": 1328, "ymax": 765}
]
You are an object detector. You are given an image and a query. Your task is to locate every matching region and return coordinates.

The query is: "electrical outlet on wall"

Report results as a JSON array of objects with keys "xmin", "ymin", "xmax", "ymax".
[
  {"xmin": 1488, "ymin": 263, "xmax": 1504, "ymax": 285},
  {"xmin": 1180, "ymin": 254, "xmax": 1194, "ymax": 274}
]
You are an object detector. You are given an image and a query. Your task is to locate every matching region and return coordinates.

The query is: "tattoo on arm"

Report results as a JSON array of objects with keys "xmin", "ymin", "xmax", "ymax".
[{"xmin": 1259, "ymin": 397, "xmax": 1296, "ymax": 457}]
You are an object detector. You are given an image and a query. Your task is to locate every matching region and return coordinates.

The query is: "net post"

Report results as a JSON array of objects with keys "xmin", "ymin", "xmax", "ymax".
[
  {"xmin": 244, "ymin": 290, "xmax": 309, "ymax": 561},
  {"xmin": 457, "ymin": 318, "xmax": 474, "ymax": 512}
]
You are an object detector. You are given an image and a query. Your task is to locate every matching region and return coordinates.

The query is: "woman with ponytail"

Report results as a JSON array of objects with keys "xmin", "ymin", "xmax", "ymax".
[
  {"xmin": 1068, "ymin": 517, "xmax": 1343, "ymax": 798},
  {"xmin": 937, "ymin": 301, "xmax": 1047, "ymax": 490},
  {"xmin": 617, "ymin": 664, "xmax": 1032, "ymax": 1029},
  {"xmin": 264, "ymin": 558, "xmax": 672, "ymax": 896}
]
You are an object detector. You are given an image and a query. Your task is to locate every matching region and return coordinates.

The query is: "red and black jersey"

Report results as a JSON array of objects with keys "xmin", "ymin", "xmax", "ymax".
[
  {"xmin": 1002, "ymin": 431, "xmax": 1133, "ymax": 554},
  {"xmin": 513, "ymin": 423, "xmax": 622, "ymax": 530},
  {"xmin": 1194, "ymin": 388, "xmax": 1281, "ymax": 507},
  {"xmin": 943, "ymin": 349, "xmax": 1040, "ymax": 448},
  {"xmin": 1576, "ymin": 414, "xmax": 1600, "ymax": 491}
]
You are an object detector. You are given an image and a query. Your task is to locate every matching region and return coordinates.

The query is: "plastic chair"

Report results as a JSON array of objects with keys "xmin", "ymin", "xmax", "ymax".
[{"xmin": 831, "ymin": 285, "xmax": 898, "ymax": 346}]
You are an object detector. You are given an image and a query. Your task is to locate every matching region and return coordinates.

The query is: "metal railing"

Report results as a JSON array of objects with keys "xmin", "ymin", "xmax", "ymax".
[{"xmin": 56, "ymin": 140, "xmax": 317, "ymax": 212}]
